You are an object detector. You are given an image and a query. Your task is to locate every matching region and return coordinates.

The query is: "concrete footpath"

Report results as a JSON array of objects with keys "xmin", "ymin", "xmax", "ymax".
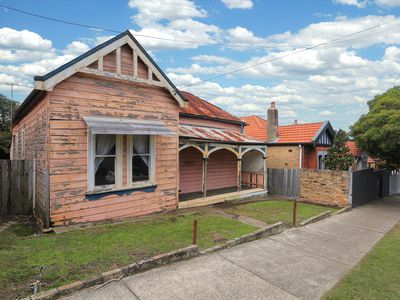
[{"xmin": 64, "ymin": 197, "xmax": 400, "ymax": 300}]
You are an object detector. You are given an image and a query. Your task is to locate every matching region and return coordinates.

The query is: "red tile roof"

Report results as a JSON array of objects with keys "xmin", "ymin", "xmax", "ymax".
[
  {"xmin": 346, "ymin": 140, "xmax": 362, "ymax": 157},
  {"xmin": 241, "ymin": 115, "xmax": 325, "ymax": 144},
  {"xmin": 278, "ymin": 122, "xmax": 324, "ymax": 144},
  {"xmin": 241, "ymin": 115, "xmax": 267, "ymax": 141},
  {"xmin": 179, "ymin": 91, "xmax": 243, "ymax": 124},
  {"xmin": 179, "ymin": 124, "xmax": 262, "ymax": 144}
]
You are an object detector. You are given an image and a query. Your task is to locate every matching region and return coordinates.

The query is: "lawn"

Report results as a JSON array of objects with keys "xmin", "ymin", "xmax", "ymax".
[
  {"xmin": 324, "ymin": 222, "xmax": 400, "ymax": 300},
  {"xmin": 220, "ymin": 200, "xmax": 339, "ymax": 225},
  {"xmin": 0, "ymin": 213, "xmax": 256, "ymax": 300}
]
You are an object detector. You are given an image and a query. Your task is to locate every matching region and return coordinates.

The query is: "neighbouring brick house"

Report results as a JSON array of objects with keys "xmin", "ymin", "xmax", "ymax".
[
  {"xmin": 346, "ymin": 140, "xmax": 375, "ymax": 170},
  {"xmin": 242, "ymin": 102, "xmax": 335, "ymax": 170},
  {"xmin": 11, "ymin": 31, "xmax": 266, "ymax": 226}
]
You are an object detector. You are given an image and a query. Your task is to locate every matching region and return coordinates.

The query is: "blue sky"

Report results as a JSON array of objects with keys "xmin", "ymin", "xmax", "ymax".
[{"xmin": 1, "ymin": 0, "xmax": 400, "ymax": 129}]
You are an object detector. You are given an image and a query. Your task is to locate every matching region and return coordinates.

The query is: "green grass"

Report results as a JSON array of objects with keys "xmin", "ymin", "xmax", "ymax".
[
  {"xmin": 0, "ymin": 214, "xmax": 255, "ymax": 300},
  {"xmin": 221, "ymin": 200, "xmax": 339, "ymax": 225},
  {"xmin": 324, "ymin": 223, "xmax": 400, "ymax": 300}
]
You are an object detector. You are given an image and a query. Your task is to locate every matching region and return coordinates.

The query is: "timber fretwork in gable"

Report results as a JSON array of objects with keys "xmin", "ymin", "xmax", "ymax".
[{"xmin": 83, "ymin": 43, "xmax": 162, "ymax": 87}]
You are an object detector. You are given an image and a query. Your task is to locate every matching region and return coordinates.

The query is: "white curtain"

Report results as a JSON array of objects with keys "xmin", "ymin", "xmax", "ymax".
[
  {"xmin": 133, "ymin": 136, "xmax": 149, "ymax": 166},
  {"xmin": 95, "ymin": 135, "xmax": 115, "ymax": 172}
]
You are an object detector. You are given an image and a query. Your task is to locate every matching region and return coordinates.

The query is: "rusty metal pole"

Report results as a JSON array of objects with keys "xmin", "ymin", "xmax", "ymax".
[
  {"xmin": 193, "ymin": 219, "xmax": 198, "ymax": 245},
  {"xmin": 292, "ymin": 200, "xmax": 297, "ymax": 226}
]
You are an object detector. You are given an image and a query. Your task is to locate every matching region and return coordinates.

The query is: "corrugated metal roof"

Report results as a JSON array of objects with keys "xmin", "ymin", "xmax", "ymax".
[
  {"xmin": 83, "ymin": 116, "xmax": 175, "ymax": 135},
  {"xmin": 179, "ymin": 91, "xmax": 244, "ymax": 124},
  {"xmin": 179, "ymin": 124, "xmax": 262, "ymax": 144}
]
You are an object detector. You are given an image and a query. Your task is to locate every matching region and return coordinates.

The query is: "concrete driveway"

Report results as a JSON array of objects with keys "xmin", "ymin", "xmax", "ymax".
[{"xmin": 64, "ymin": 196, "xmax": 400, "ymax": 300}]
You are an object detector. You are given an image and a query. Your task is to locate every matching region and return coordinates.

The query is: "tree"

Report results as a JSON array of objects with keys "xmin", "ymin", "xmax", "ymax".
[
  {"xmin": 323, "ymin": 129, "xmax": 354, "ymax": 171},
  {"xmin": 0, "ymin": 93, "xmax": 19, "ymax": 159},
  {"xmin": 351, "ymin": 86, "xmax": 400, "ymax": 168}
]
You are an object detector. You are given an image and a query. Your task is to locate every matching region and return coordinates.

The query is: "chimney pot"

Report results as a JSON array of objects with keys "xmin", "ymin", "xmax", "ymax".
[
  {"xmin": 294, "ymin": 119, "xmax": 298, "ymax": 125},
  {"xmin": 271, "ymin": 101, "xmax": 276, "ymax": 109}
]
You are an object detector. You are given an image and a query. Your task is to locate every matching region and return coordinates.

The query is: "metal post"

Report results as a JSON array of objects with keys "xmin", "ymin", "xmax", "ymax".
[
  {"xmin": 192, "ymin": 219, "xmax": 198, "ymax": 245},
  {"xmin": 292, "ymin": 200, "xmax": 297, "ymax": 226}
]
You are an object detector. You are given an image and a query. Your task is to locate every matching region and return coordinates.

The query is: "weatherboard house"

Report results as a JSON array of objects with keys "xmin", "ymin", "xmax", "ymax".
[{"xmin": 11, "ymin": 31, "xmax": 267, "ymax": 227}]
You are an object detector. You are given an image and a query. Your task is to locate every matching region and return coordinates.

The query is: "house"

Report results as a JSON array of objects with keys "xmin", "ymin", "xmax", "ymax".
[
  {"xmin": 11, "ymin": 30, "xmax": 266, "ymax": 227},
  {"xmin": 242, "ymin": 102, "xmax": 335, "ymax": 170},
  {"xmin": 346, "ymin": 140, "xmax": 375, "ymax": 170}
]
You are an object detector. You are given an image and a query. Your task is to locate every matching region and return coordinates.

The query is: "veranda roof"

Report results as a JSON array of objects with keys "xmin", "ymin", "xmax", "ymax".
[
  {"xmin": 83, "ymin": 116, "xmax": 175, "ymax": 135},
  {"xmin": 179, "ymin": 124, "xmax": 263, "ymax": 144}
]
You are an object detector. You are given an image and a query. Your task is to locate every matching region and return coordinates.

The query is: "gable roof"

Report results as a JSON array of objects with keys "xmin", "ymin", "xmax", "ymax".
[
  {"xmin": 241, "ymin": 115, "xmax": 267, "ymax": 141},
  {"xmin": 179, "ymin": 91, "xmax": 245, "ymax": 125},
  {"xmin": 241, "ymin": 115, "xmax": 334, "ymax": 145},
  {"xmin": 346, "ymin": 140, "xmax": 363, "ymax": 157},
  {"xmin": 13, "ymin": 30, "xmax": 187, "ymax": 124}
]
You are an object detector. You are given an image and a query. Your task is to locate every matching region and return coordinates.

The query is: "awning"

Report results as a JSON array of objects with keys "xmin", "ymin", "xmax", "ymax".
[{"xmin": 83, "ymin": 116, "xmax": 175, "ymax": 135}]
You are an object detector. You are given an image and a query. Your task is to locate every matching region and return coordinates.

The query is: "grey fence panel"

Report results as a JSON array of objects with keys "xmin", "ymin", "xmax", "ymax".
[
  {"xmin": 267, "ymin": 168, "xmax": 300, "ymax": 198},
  {"xmin": 352, "ymin": 168, "xmax": 390, "ymax": 207},
  {"xmin": 0, "ymin": 160, "xmax": 34, "ymax": 216},
  {"xmin": 389, "ymin": 170, "xmax": 400, "ymax": 195}
]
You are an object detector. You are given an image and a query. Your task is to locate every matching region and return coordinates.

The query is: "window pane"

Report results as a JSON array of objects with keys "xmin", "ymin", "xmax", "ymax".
[
  {"xmin": 133, "ymin": 135, "xmax": 149, "ymax": 154},
  {"xmin": 96, "ymin": 134, "xmax": 116, "ymax": 155},
  {"xmin": 132, "ymin": 156, "xmax": 149, "ymax": 182},
  {"xmin": 95, "ymin": 157, "xmax": 115, "ymax": 186}
]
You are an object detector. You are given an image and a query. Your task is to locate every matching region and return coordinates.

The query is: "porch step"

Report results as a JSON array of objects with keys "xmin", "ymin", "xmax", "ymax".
[{"xmin": 178, "ymin": 188, "xmax": 267, "ymax": 209}]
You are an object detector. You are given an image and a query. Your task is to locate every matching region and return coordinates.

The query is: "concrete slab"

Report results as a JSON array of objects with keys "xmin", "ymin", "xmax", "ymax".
[
  {"xmin": 63, "ymin": 281, "xmax": 137, "ymax": 300},
  {"xmin": 63, "ymin": 197, "xmax": 400, "ymax": 300},
  {"xmin": 305, "ymin": 217, "xmax": 383, "ymax": 246},
  {"xmin": 219, "ymin": 238, "xmax": 348, "ymax": 299},
  {"xmin": 269, "ymin": 227, "xmax": 377, "ymax": 265},
  {"xmin": 122, "ymin": 254, "xmax": 297, "ymax": 300}
]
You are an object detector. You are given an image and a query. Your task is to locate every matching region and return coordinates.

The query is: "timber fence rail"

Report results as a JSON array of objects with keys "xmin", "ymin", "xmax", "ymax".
[{"xmin": 0, "ymin": 159, "xmax": 34, "ymax": 216}]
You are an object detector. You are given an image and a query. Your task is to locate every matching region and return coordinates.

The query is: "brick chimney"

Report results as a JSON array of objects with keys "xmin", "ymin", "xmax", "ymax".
[{"xmin": 267, "ymin": 101, "xmax": 278, "ymax": 142}]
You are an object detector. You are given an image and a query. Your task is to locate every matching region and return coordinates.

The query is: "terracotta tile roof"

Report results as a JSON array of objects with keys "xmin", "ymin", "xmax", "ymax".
[
  {"xmin": 346, "ymin": 140, "xmax": 363, "ymax": 157},
  {"xmin": 179, "ymin": 91, "xmax": 243, "ymax": 124},
  {"xmin": 241, "ymin": 115, "xmax": 325, "ymax": 144},
  {"xmin": 241, "ymin": 115, "xmax": 267, "ymax": 141},
  {"xmin": 278, "ymin": 122, "xmax": 324, "ymax": 144},
  {"xmin": 179, "ymin": 124, "xmax": 262, "ymax": 144}
]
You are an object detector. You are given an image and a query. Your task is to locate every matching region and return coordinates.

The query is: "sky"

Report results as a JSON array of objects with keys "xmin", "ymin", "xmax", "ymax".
[{"xmin": 0, "ymin": 0, "xmax": 400, "ymax": 129}]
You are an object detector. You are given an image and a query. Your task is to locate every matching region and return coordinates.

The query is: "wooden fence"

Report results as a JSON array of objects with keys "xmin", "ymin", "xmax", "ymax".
[
  {"xmin": 389, "ymin": 170, "xmax": 400, "ymax": 195},
  {"xmin": 0, "ymin": 160, "xmax": 34, "ymax": 216},
  {"xmin": 267, "ymin": 168, "xmax": 300, "ymax": 198}
]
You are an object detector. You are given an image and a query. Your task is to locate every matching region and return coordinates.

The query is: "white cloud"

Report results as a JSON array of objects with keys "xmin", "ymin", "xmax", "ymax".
[
  {"xmin": 320, "ymin": 110, "xmax": 336, "ymax": 116},
  {"xmin": 62, "ymin": 41, "xmax": 90, "ymax": 56},
  {"xmin": 0, "ymin": 27, "xmax": 52, "ymax": 51},
  {"xmin": 375, "ymin": 0, "xmax": 400, "ymax": 7},
  {"xmin": 128, "ymin": 0, "xmax": 207, "ymax": 26},
  {"xmin": 334, "ymin": 0, "xmax": 367, "ymax": 8},
  {"xmin": 334, "ymin": 0, "xmax": 400, "ymax": 7},
  {"xmin": 221, "ymin": 0, "xmax": 253, "ymax": 9}
]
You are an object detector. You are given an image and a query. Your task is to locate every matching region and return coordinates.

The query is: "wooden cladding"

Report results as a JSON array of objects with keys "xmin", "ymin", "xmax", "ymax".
[{"xmin": 85, "ymin": 43, "xmax": 160, "ymax": 87}]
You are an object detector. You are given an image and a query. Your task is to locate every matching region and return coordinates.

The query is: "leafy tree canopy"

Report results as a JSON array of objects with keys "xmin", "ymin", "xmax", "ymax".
[
  {"xmin": 351, "ymin": 86, "xmax": 400, "ymax": 168},
  {"xmin": 0, "ymin": 93, "xmax": 19, "ymax": 159},
  {"xmin": 324, "ymin": 129, "xmax": 354, "ymax": 171}
]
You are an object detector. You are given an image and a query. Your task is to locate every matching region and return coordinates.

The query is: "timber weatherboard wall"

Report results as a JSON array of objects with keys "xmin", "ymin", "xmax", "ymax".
[
  {"xmin": 11, "ymin": 94, "xmax": 50, "ymax": 225},
  {"xmin": 47, "ymin": 73, "xmax": 179, "ymax": 225},
  {"xmin": 12, "ymin": 36, "xmax": 182, "ymax": 226}
]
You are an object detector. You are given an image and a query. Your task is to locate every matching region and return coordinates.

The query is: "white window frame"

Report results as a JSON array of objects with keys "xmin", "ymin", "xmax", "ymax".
[
  {"xmin": 87, "ymin": 131, "xmax": 123, "ymax": 192},
  {"xmin": 127, "ymin": 135, "xmax": 156, "ymax": 187}
]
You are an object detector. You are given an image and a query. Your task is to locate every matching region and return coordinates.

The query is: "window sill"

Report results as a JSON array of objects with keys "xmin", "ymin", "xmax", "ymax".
[{"xmin": 86, "ymin": 183, "xmax": 157, "ymax": 200}]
